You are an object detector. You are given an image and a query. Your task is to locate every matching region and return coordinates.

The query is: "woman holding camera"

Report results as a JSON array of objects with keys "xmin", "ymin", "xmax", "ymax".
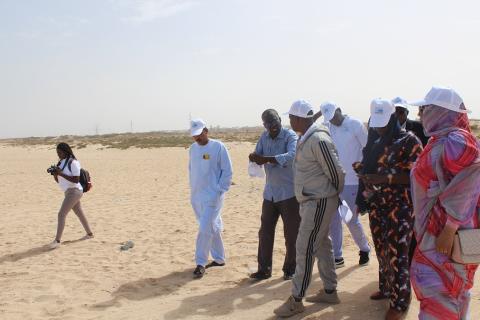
[{"xmin": 49, "ymin": 142, "xmax": 93, "ymax": 249}]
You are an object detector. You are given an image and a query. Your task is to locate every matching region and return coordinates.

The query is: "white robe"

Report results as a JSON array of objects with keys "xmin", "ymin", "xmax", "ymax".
[{"xmin": 188, "ymin": 139, "xmax": 233, "ymax": 266}]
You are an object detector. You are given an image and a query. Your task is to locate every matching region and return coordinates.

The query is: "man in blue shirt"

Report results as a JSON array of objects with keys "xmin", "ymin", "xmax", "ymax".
[{"xmin": 249, "ymin": 109, "xmax": 300, "ymax": 280}]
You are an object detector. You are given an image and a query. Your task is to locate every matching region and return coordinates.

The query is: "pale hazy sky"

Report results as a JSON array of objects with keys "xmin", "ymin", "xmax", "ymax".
[{"xmin": 1, "ymin": 0, "xmax": 479, "ymax": 138}]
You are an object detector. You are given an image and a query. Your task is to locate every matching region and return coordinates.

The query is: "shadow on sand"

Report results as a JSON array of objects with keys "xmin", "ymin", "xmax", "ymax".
[
  {"xmin": 264, "ymin": 281, "xmax": 383, "ymax": 320},
  {"xmin": 164, "ymin": 265, "xmax": 386, "ymax": 319},
  {"xmin": 163, "ymin": 276, "xmax": 290, "ymax": 319},
  {"xmin": 91, "ymin": 268, "xmax": 195, "ymax": 309},
  {"xmin": 91, "ymin": 264, "xmax": 388, "ymax": 319},
  {"xmin": 0, "ymin": 236, "xmax": 93, "ymax": 265},
  {"xmin": 0, "ymin": 245, "xmax": 51, "ymax": 264}
]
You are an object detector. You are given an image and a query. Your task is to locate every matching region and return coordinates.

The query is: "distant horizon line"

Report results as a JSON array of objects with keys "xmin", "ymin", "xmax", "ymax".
[
  {"xmin": 2, "ymin": 118, "xmax": 479, "ymax": 140},
  {"xmin": 0, "ymin": 125, "xmax": 267, "ymax": 141}
]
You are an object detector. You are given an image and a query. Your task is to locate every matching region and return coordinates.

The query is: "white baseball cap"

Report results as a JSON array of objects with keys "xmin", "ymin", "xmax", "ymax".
[
  {"xmin": 391, "ymin": 97, "xmax": 410, "ymax": 111},
  {"xmin": 369, "ymin": 99, "xmax": 395, "ymax": 128},
  {"xmin": 285, "ymin": 100, "xmax": 314, "ymax": 118},
  {"xmin": 409, "ymin": 86, "xmax": 470, "ymax": 113},
  {"xmin": 319, "ymin": 101, "xmax": 338, "ymax": 122},
  {"xmin": 190, "ymin": 118, "xmax": 206, "ymax": 136}
]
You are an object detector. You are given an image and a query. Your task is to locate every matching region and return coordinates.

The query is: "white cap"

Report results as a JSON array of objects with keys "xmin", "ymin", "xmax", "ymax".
[
  {"xmin": 319, "ymin": 101, "xmax": 338, "ymax": 122},
  {"xmin": 391, "ymin": 97, "xmax": 410, "ymax": 110},
  {"xmin": 369, "ymin": 99, "xmax": 395, "ymax": 128},
  {"xmin": 190, "ymin": 118, "xmax": 206, "ymax": 136},
  {"xmin": 409, "ymin": 86, "xmax": 470, "ymax": 113},
  {"xmin": 285, "ymin": 100, "xmax": 314, "ymax": 118}
]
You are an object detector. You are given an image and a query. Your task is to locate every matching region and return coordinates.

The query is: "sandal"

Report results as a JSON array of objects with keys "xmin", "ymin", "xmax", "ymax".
[
  {"xmin": 205, "ymin": 261, "xmax": 225, "ymax": 269},
  {"xmin": 370, "ymin": 291, "xmax": 389, "ymax": 300}
]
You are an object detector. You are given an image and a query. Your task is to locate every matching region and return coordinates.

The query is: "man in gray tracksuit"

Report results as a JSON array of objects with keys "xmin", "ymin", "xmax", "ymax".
[{"xmin": 274, "ymin": 100, "xmax": 345, "ymax": 318}]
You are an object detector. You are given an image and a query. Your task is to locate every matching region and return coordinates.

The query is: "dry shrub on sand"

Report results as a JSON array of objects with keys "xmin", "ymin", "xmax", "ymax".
[
  {"xmin": 2, "ymin": 121, "xmax": 478, "ymax": 148},
  {"xmin": 0, "ymin": 127, "xmax": 265, "ymax": 149}
]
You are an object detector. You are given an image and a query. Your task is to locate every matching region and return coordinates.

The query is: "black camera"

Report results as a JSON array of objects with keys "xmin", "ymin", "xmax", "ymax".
[{"xmin": 47, "ymin": 165, "xmax": 58, "ymax": 175}]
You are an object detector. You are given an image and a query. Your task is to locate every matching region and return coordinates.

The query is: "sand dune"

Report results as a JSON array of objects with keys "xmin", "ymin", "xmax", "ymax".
[{"xmin": 1, "ymin": 143, "xmax": 478, "ymax": 320}]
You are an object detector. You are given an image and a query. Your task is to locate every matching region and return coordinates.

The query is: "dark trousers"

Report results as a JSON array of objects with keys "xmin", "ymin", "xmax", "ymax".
[{"xmin": 257, "ymin": 197, "xmax": 300, "ymax": 274}]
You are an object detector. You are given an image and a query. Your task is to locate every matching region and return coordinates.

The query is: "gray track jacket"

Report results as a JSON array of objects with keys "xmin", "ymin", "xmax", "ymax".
[{"xmin": 294, "ymin": 124, "xmax": 345, "ymax": 203}]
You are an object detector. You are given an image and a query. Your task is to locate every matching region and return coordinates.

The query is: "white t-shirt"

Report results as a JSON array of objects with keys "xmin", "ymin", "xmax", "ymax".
[
  {"xmin": 325, "ymin": 116, "xmax": 367, "ymax": 185},
  {"xmin": 57, "ymin": 158, "xmax": 83, "ymax": 192}
]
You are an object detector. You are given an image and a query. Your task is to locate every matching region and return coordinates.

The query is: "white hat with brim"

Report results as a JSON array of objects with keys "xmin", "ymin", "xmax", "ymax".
[
  {"xmin": 320, "ymin": 101, "xmax": 338, "ymax": 122},
  {"xmin": 409, "ymin": 86, "xmax": 471, "ymax": 113},
  {"xmin": 369, "ymin": 99, "xmax": 395, "ymax": 128},
  {"xmin": 391, "ymin": 97, "xmax": 411, "ymax": 111},
  {"xmin": 190, "ymin": 118, "xmax": 206, "ymax": 136},
  {"xmin": 284, "ymin": 100, "xmax": 314, "ymax": 118}
]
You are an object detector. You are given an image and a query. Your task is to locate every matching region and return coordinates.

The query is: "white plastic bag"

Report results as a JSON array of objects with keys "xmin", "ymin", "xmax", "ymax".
[
  {"xmin": 338, "ymin": 200, "xmax": 353, "ymax": 224},
  {"xmin": 248, "ymin": 162, "xmax": 265, "ymax": 178}
]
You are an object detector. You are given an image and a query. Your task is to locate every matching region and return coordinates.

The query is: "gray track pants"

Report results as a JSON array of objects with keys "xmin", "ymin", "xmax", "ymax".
[
  {"xmin": 56, "ymin": 188, "xmax": 92, "ymax": 241},
  {"xmin": 292, "ymin": 196, "xmax": 339, "ymax": 299}
]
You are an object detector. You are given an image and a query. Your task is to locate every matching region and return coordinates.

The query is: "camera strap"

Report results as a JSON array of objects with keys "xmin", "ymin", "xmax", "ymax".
[{"xmin": 61, "ymin": 156, "xmax": 71, "ymax": 171}]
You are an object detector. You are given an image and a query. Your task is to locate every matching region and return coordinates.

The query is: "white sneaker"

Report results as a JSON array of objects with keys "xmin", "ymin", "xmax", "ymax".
[
  {"xmin": 334, "ymin": 257, "xmax": 345, "ymax": 269},
  {"xmin": 80, "ymin": 233, "xmax": 94, "ymax": 240},
  {"xmin": 306, "ymin": 290, "xmax": 340, "ymax": 304},
  {"xmin": 49, "ymin": 240, "xmax": 61, "ymax": 250},
  {"xmin": 273, "ymin": 296, "xmax": 305, "ymax": 318}
]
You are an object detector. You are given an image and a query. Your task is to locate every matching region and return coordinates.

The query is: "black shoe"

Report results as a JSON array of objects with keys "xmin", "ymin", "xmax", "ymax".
[
  {"xmin": 283, "ymin": 272, "xmax": 294, "ymax": 281},
  {"xmin": 359, "ymin": 251, "xmax": 370, "ymax": 266},
  {"xmin": 370, "ymin": 291, "xmax": 389, "ymax": 300},
  {"xmin": 205, "ymin": 261, "xmax": 225, "ymax": 269},
  {"xmin": 249, "ymin": 270, "xmax": 272, "ymax": 280},
  {"xmin": 334, "ymin": 257, "xmax": 345, "ymax": 269},
  {"xmin": 193, "ymin": 265, "xmax": 205, "ymax": 279}
]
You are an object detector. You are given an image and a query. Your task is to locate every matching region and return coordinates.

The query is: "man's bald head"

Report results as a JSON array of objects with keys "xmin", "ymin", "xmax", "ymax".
[
  {"xmin": 261, "ymin": 109, "xmax": 282, "ymax": 138},
  {"xmin": 262, "ymin": 109, "xmax": 281, "ymax": 122}
]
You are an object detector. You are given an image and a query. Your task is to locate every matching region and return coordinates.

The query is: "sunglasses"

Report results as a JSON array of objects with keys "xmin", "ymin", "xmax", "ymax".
[{"xmin": 419, "ymin": 105, "xmax": 434, "ymax": 113}]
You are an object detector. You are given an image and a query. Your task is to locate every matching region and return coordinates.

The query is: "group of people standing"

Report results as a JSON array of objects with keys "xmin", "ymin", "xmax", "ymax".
[
  {"xmin": 187, "ymin": 86, "xmax": 479, "ymax": 320},
  {"xmin": 46, "ymin": 86, "xmax": 478, "ymax": 319}
]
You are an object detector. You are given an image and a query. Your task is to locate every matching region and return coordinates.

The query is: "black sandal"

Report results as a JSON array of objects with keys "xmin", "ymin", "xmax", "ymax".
[{"xmin": 205, "ymin": 261, "xmax": 225, "ymax": 269}]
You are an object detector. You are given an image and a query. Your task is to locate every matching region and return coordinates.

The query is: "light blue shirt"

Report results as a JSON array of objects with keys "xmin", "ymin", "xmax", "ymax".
[{"xmin": 255, "ymin": 128, "xmax": 297, "ymax": 202}]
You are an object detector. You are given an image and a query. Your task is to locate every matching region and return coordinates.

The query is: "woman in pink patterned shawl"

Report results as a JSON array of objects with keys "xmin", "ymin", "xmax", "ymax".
[{"xmin": 410, "ymin": 86, "xmax": 480, "ymax": 320}]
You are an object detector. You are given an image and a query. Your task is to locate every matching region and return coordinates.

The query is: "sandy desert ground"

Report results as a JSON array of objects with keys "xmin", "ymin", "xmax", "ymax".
[{"xmin": 1, "ymin": 142, "xmax": 479, "ymax": 320}]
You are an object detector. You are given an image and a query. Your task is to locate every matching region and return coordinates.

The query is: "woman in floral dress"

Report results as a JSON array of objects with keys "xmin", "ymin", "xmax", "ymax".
[{"xmin": 355, "ymin": 99, "xmax": 423, "ymax": 320}]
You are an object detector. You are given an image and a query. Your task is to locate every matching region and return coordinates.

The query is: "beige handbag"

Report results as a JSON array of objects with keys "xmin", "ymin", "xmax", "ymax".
[{"xmin": 451, "ymin": 229, "xmax": 480, "ymax": 264}]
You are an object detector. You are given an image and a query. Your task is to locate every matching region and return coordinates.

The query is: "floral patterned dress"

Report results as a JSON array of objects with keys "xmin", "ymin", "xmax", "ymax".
[{"xmin": 355, "ymin": 131, "xmax": 422, "ymax": 311}]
